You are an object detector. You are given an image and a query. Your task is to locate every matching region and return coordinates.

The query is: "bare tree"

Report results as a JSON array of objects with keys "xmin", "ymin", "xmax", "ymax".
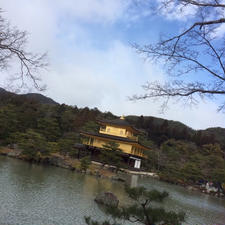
[
  {"xmin": 132, "ymin": 0, "xmax": 225, "ymax": 111},
  {"xmin": 0, "ymin": 9, "xmax": 48, "ymax": 91}
]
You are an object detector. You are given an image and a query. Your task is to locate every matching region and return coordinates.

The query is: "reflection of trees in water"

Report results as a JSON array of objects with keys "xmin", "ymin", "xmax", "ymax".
[
  {"xmin": 82, "ymin": 175, "xmax": 112, "ymax": 197},
  {"xmin": 0, "ymin": 158, "xmax": 51, "ymax": 211},
  {"xmin": 82, "ymin": 175, "xmax": 127, "ymax": 200},
  {"xmin": 129, "ymin": 175, "xmax": 138, "ymax": 188},
  {"xmin": 7, "ymin": 158, "xmax": 48, "ymax": 191},
  {"xmin": 81, "ymin": 173, "xmax": 135, "ymax": 206}
]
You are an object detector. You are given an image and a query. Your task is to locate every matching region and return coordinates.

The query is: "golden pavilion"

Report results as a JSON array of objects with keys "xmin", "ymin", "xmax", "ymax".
[{"xmin": 80, "ymin": 116, "xmax": 151, "ymax": 169}]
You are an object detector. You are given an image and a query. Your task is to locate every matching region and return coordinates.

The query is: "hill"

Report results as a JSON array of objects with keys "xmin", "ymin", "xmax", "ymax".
[
  {"xmin": 0, "ymin": 87, "xmax": 8, "ymax": 93},
  {"xmin": 0, "ymin": 87, "xmax": 224, "ymax": 148},
  {"xmin": 0, "ymin": 87, "xmax": 58, "ymax": 105},
  {"xmin": 202, "ymin": 127, "xmax": 225, "ymax": 149},
  {"xmin": 20, "ymin": 93, "xmax": 58, "ymax": 105},
  {"xmin": 0, "ymin": 88, "xmax": 224, "ymax": 185},
  {"xmin": 126, "ymin": 115, "xmax": 225, "ymax": 148}
]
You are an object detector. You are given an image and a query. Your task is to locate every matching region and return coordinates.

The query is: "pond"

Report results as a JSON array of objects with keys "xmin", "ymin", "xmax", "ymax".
[{"xmin": 0, "ymin": 156, "xmax": 224, "ymax": 225}]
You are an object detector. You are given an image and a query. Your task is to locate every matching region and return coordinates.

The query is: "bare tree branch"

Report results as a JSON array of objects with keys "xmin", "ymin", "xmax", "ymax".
[
  {"xmin": 182, "ymin": 0, "xmax": 225, "ymax": 8},
  {"xmin": 0, "ymin": 9, "xmax": 48, "ymax": 91},
  {"xmin": 132, "ymin": 0, "xmax": 225, "ymax": 111},
  {"xmin": 160, "ymin": 0, "xmax": 225, "ymax": 8},
  {"xmin": 162, "ymin": 18, "xmax": 225, "ymax": 45}
]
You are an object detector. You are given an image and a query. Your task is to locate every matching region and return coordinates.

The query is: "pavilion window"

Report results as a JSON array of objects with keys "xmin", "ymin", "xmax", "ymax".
[{"xmin": 100, "ymin": 126, "xmax": 106, "ymax": 131}]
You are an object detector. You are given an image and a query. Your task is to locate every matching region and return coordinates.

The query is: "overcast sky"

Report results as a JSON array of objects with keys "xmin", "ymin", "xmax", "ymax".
[{"xmin": 1, "ymin": 0, "xmax": 225, "ymax": 130}]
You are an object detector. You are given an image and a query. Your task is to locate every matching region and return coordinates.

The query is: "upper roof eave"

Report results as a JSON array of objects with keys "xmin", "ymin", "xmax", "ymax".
[{"xmin": 97, "ymin": 119, "xmax": 143, "ymax": 134}]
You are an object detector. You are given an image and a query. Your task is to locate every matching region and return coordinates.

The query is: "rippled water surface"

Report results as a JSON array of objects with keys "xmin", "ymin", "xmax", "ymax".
[{"xmin": 0, "ymin": 156, "xmax": 224, "ymax": 225}]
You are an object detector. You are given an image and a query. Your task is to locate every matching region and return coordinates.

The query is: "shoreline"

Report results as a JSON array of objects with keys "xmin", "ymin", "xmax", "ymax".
[{"xmin": 0, "ymin": 147, "xmax": 224, "ymax": 199}]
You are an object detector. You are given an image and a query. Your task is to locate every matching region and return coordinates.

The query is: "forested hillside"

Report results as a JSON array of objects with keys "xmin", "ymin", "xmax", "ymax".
[
  {"xmin": 0, "ymin": 88, "xmax": 224, "ymax": 185},
  {"xmin": 126, "ymin": 115, "xmax": 225, "ymax": 149}
]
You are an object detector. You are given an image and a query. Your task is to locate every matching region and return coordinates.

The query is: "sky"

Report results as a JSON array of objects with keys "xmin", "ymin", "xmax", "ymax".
[{"xmin": 0, "ymin": 0, "xmax": 225, "ymax": 130}]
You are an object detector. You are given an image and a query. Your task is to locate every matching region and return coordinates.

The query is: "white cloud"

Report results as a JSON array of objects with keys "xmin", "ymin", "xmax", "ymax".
[
  {"xmin": 162, "ymin": 101, "xmax": 225, "ymax": 130},
  {"xmin": 1, "ymin": 0, "xmax": 132, "ymax": 26},
  {"xmin": 53, "ymin": 0, "xmax": 132, "ymax": 24},
  {"xmin": 101, "ymin": 89, "xmax": 225, "ymax": 130},
  {"xmin": 44, "ymin": 40, "xmax": 157, "ymax": 108},
  {"xmin": 211, "ymin": 23, "xmax": 225, "ymax": 39},
  {"xmin": 44, "ymin": 38, "xmax": 225, "ymax": 130},
  {"xmin": 1, "ymin": 0, "xmax": 56, "ymax": 51}
]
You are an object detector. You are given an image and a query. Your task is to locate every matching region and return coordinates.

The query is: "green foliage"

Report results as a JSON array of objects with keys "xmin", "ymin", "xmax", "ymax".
[
  {"xmin": 126, "ymin": 115, "xmax": 225, "ymax": 148},
  {"xmin": 58, "ymin": 138, "xmax": 74, "ymax": 155},
  {"xmin": 0, "ymin": 105, "xmax": 18, "ymax": 142},
  {"xmin": 181, "ymin": 163, "xmax": 202, "ymax": 181},
  {"xmin": 202, "ymin": 143, "xmax": 223, "ymax": 156},
  {"xmin": 37, "ymin": 118, "xmax": 61, "ymax": 141},
  {"xmin": 143, "ymin": 149, "xmax": 159, "ymax": 171},
  {"xmin": 148, "ymin": 139, "xmax": 225, "ymax": 184},
  {"xmin": 102, "ymin": 142, "xmax": 121, "ymax": 152},
  {"xmin": 82, "ymin": 121, "xmax": 99, "ymax": 133},
  {"xmin": 85, "ymin": 186, "xmax": 185, "ymax": 225},
  {"xmin": 138, "ymin": 134, "xmax": 156, "ymax": 148},
  {"xmin": 205, "ymin": 127, "xmax": 225, "ymax": 149},
  {"xmin": 125, "ymin": 185, "xmax": 169, "ymax": 202},
  {"xmin": 57, "ymin": 132, "xmax": 79, "ymax": 156},
  {"xmin": 17, "ymin": 129, "xmax": 49, "ymax": 160},
  {"xmin": 85, "ymin": 217, "xmax": 119, "ymax": 225},
  {"xmin": 47, "ymin": 142, "xmax": 59, "ymax": 153},
  {"xmin": 80, "ymin": 156, "xmax": 91, "ymax": 172},
  {"xmin": 0, "ymin": 93, "xmax": 102, "ymax": 145},
  {"xmin": 101, "ymin": 142, "xmax": 123, "ymax": 171}
]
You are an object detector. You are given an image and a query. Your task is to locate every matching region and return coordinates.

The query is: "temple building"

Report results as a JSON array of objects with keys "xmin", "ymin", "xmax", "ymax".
[{"xmin": 80, "ymin": 116, "xmax": 151, "ymax": 169}]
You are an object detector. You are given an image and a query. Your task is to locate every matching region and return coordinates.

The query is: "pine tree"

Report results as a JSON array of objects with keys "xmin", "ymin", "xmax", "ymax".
[
  {"xmin": 17, "ymin": 129, "xmax": 49, "ymax": 160},
  {"xmin": 101, "ymin": 142, "xmax": 123, "ymax": 172},
  {"xmin": 80, "ymin": 156, "xmax": 91, "ymax": 173},
  {"xmin": 85, "ymin": 186, "xmax": 185, "ymax": 225}
]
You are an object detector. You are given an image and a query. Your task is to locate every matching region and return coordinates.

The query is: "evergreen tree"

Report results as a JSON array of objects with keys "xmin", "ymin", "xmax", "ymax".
[
  {"xmin": 160, "ymin": 120, "xmax": 169, "ymax": 136},
  {"xmin": 85, "ymin": 186, "xmax": 185, "ymax": 225},
  {"xmin": 82, "ymin": 121, "xmax": 99, "ymax": 133},
  {"xmin": 37, "ymin": 118, "xmax": 61, "ymax": 141},
  {"xmin": 17, "ymin": 129, "xmax": 49, "ymax": 160},
  {"xmin": 136, "ymin": 115, "xmax": 144, "ymax": 128},
  {"xmin": 101, "ymin": 142, "xmax": 123, "ymax": 172},
  {"xmin": 80, "ymin": 156, "xmax": 91, "ymax": 173},
  {"xmin": 58, "ymin": 137, "xmax": 75, "ymax": 156}
]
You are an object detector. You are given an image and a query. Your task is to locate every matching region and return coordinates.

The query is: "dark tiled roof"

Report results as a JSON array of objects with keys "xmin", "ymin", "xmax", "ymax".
[
  {"xmin": 97, "ymin": 118, "xmax": 142, "ymax": 133},
  {"xmin": 80, "ymin": 131, "xmax": 150, "ymax": 150},
  {"xmin": 81, "ymin": 131, "xmax": 137, "ymax": 143}
]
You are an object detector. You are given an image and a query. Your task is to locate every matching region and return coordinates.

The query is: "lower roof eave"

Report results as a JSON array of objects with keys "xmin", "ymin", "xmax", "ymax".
[{"xmin": 81, "ymin": 131, "xmax": 151, "ymax": 151}]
